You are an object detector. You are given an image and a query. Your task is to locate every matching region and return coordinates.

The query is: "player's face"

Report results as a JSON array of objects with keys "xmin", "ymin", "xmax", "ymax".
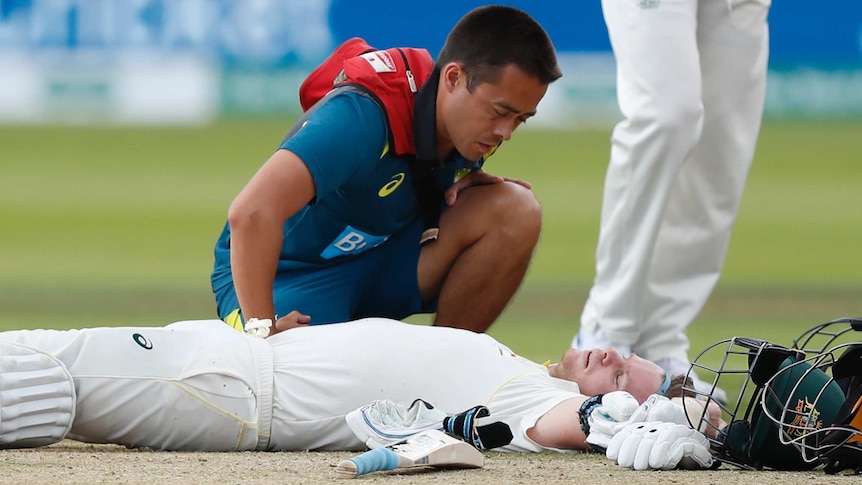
[
  {"xmin": 549, "ymin": 348, "xmax": 666, "ymax": 403},
  {"xmin": 438, "ymin": 62, "xmax": 547, "ymax": 161}
]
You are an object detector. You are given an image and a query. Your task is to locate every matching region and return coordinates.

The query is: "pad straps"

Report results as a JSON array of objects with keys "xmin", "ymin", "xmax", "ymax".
[{"xmin": 0, "ymin": 341, "xmax": 76, "ymax": 448}]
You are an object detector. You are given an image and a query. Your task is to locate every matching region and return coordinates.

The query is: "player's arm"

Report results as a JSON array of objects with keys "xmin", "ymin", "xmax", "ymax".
[
  {"xmin": 227, "ymin": 148, "xmax": 316, "ymax": 330},
  {"xmin": 526, "ymin": 396, "xmax": 590, "ymax": 450},
  {"xmin": 527, "ymin": 391, "xmax": 642, "ymax": 450}
]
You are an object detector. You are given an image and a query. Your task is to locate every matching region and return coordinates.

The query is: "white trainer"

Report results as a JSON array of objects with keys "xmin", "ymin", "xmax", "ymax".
[
  {"xmin": 572, "ymin": 325, "xmax": 631, "ymax": 357},
  {"xmin": 653, "ymin": 357, "xmax": 728, "ymax": 404}
]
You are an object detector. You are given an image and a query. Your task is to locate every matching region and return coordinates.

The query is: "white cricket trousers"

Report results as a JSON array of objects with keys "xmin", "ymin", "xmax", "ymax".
[
  {"xmin": 581, "ymin": 0, "xmax": 770, "ymax": 361},
  {"xmin": 0, "ymin": 321, "xmax": 273, "ymax": 451}
]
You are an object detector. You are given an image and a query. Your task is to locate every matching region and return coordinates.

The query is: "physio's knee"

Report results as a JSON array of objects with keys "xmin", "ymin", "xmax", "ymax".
[
  {"xmin": 502, "ymin": 181, "xmax": 541, "ymax": 227},
  {"xmin": 481, "ymin": 182, "xmax": 542, "ymax": 245},
  {"xmin": 440, "ymin": 182, "xmax": 541, "ymax": 248}
]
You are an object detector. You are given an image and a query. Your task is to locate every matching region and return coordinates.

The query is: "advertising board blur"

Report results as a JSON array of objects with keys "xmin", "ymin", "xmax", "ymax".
[{"xmin": 0, "ymin": 0, "xmax": 858, "ymax": 125}]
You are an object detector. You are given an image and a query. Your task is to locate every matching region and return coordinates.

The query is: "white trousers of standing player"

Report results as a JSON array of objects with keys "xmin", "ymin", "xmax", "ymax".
[
  {"xmin": 579, "ymin": 0, "xmax": 770, "ymax": 362},
  {"xmin": 0, "ymin": 321, "xmax": 273, "ymax": 451}
]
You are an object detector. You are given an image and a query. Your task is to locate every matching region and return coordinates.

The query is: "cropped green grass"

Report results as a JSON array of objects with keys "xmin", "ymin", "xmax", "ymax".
[{"xmin": 1, "ymin": 119, "xmax": 860, "ymax": 373}]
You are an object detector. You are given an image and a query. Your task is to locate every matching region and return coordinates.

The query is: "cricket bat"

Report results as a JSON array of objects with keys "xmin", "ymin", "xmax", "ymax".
[{"xmin": 336, "ymin": 429, "xmax": 484, "ymax": 479}]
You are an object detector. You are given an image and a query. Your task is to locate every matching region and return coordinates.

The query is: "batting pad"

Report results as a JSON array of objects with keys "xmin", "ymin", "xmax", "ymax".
[{"xmin": 0, "ymin": 341, "xmax": 76, "ymax": 448}]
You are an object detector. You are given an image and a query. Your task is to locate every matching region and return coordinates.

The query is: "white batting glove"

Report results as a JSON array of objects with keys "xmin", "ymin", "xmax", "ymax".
[
  {"xmin": 606, "ymin": 421, "xmax": 714, "ymax": 471},
  {"xmin": 627, "ymin": 394, "xmax": 688, "ymax": 425},
  {"xmin": 587, "ymin": 393, "xmax": 687, "ymax": 451},
  {"xmin": 583, "ymin": 391, "xmax": 639, "ymax": 451},
  {"xmin": 345, "ymin": 399, "xmax": 447, "ymax": 449}
]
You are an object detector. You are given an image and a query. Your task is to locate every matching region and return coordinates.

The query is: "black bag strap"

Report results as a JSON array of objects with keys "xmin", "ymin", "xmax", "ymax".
[{"xmin": 281, "ymin": 83, "xmax": 442, "ymax": 236}]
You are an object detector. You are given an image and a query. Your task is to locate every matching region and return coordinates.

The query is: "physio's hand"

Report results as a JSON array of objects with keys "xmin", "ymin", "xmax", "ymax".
[
  {"xmin": 272, "ymin": 310, "xmax": 311, "ymax": 335},
  {"xmin": 443, "ymin": 169, "xmax": 532, "ymax": 206},
  {"xmin": 606, "ymin": 421, "xmax": 714, "ymax": 470}
]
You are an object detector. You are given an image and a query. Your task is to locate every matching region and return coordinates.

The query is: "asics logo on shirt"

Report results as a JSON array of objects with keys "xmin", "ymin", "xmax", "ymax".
[{"xmin": 378, "ymin": 172, "xmax": 406, "ymax": 197}]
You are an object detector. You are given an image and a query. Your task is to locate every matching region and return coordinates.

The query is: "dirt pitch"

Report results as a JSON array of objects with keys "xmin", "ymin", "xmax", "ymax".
[{"xmin": 0, "ymin": 441, "xmax": 858, "ymax": 485}]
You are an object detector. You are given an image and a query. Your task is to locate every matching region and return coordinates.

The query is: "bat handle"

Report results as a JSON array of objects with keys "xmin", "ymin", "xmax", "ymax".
[{"xmin": 336, "ymin": 448, "xmax": 400, "ymax": 479}]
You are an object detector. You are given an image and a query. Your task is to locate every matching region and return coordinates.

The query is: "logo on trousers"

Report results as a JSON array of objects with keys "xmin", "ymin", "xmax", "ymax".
[{"xmin": 133, "ymin": 333, "xmax": 153, "ymax": 349}]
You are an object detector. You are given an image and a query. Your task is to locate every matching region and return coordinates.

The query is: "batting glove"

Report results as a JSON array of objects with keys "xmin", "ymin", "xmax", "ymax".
[
  {"xmin": 607, "ymin": 421, "xmax": 714, "ymax": 471},
  {"xmin": 443, "ymin": 405, "xmax": 513, "ymax": 450},
  {"xmin": 581, "ymin": 391, "xmax": 639, "ymax": 452},
  {"xmin": 345, "ymin": 399, "xmax": 447, "ymax": 449},
  {"xmin": 627, "ymin": 394, "xmax": 688, "ymax": 425}
]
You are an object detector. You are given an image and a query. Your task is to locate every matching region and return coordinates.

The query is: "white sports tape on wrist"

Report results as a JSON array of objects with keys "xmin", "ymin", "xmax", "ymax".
[
  {"xmin": 0, "ymin": 341, "xmax": 76, "ymax": 448},
  {"xmin": 244, "ymin": 318, "xmax": 272, "ymax": 338}
]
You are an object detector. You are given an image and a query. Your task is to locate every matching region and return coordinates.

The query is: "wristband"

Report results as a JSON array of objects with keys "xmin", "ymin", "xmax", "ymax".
[{"xmin": 578, "ymin": 394, "xmax": 604, "ymax": 435}]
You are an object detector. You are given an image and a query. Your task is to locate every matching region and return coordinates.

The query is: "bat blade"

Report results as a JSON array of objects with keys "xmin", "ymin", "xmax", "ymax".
[{"xmin": 336, "ymin": 429, "xmax": 484, "ymax": 479}]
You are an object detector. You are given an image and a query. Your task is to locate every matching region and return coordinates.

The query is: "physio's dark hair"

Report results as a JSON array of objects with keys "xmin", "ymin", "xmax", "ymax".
[{"xmin": 437, "ymin": 5, "xmax": 562, "ymax": 90}]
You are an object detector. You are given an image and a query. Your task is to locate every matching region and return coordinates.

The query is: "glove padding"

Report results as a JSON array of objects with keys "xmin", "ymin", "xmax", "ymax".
[
  {"xmin": 443, "ymin": 405, "xmax": 514, "ymax": 450},
  {"xmin": 346, "ymin": 399, "xmax": 447, "ymax": 449},
  {"xmin": 587, "ymin": 393, "xmax": 687, "ymax": 451},
  {"xmin": 583, "ymin": 391, "xmax": 638, "ymax": 451},
  {"xmin": 628, "ymin": 394, "xmax": 688, "ymax": 424},
  {"xmin": 606, "ymin": 421, "xmax": 714, "ymax": 470}
]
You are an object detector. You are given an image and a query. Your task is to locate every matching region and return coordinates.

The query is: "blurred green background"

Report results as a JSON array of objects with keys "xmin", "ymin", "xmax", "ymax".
[{"xmin": 2, "ymin": 119, "xmax": 860, "ymax": 374}]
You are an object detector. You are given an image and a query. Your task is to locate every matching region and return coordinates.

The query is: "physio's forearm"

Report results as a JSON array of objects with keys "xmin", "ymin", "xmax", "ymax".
[{"xmin": 229, "ymin": 216, "xmax": 284, "ymax": 323}]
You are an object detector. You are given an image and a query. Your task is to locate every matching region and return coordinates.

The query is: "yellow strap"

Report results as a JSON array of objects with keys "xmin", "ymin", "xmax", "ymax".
[
  {"xmin": 223, "ymin": 309, "xmax": 245, "ymax": 332},
  {"xmin": 848, "ymin": 395, "xmax": 862, "ymax": 444}
]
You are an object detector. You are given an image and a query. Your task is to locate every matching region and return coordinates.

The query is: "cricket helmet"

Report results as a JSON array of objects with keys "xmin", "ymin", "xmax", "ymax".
[
  {"xmin": 792, "ymin": 317, "xmax": 862, "ymax": 355},
  {"xmin": 759, "ymin": 317, "xmax": 862, "ymax": 475},
  {"xmin": 681, "ymin": 336, "xmax": 845, "ymax": 470}
]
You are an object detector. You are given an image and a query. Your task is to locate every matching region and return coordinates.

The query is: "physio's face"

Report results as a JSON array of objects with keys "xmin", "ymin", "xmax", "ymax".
[
  {"xmin": 438, "ymin": 62, "xmax": 547, "ymax": 161},
  {"xmin": 550, "ymin": 348, "xmax": 666, "ymax": 403}
]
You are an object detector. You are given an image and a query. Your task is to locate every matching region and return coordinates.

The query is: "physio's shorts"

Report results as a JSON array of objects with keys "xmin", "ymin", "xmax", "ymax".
[{"xmin": 216, "ymin": 218, "xmax": 436, "ymax": 327}]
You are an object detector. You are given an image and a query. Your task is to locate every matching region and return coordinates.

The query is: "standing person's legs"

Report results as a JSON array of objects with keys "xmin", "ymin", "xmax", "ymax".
[
  {"xmin": 577, "ymin": 0, "xmax": 703, "ymax": 351},
  {"xmin": 633, "ymin": 0, "xmax": 770, "ymax": 366},
  {"xmin": 0, "ymin": 322, "xmax": 271, "ymax": 451}
]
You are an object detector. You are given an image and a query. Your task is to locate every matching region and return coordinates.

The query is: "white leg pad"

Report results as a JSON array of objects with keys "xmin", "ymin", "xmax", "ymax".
[{"xmin": 0, "ymin": 341, "xmax": 76, "ymax": 448}]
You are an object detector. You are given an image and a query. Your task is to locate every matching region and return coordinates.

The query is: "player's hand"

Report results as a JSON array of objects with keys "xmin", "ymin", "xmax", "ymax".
[
  {"xmin": 628, "ymin": 394, "xmax": 688, "ymax": 425},
  {"xmin": 606, "ymin": 421, "xmax": 714, "ymax": 470},
  {"xmin": 586, "ymin": 393, "xmax": 689, "ymax": 452},
  {"xmin": 272, "ymin": 310, "xmax": 311, "ymax": 335},
  {"xmin": 443, "ymin": 169, "xmax": 532, "ymax": 206},
  {"xmin": 583, "ymin": 391, "xmax": 639, "ymax": 451}
]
